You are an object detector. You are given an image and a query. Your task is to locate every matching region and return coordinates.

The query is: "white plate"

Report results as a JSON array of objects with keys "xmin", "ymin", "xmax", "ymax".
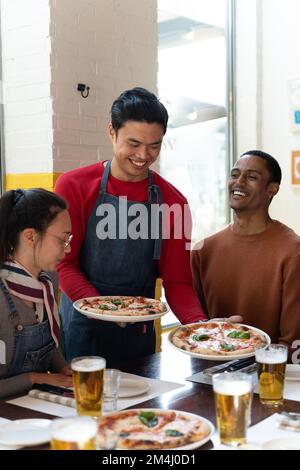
[
  {"xmin": 168, "ymin": 322, "xmax": 271, "ymax": 361},
  {"xmin": 262, "ymin": 437, "xmax": 300, "ymax": 450},
  {"xmin": 73, "ymin": 296, "xmax": 168, "ymax": 323},
  {"xmin": 285, "ymin": 364, "xmax": 300, "ymax": 381},
  {"xmin": 119, "ymin": 378, "xmax": 150, "ymax": 398},
  {"xmin": 100, "ymin": 408, "xmax": 214, "ymax": 450},
  {"xmin": 0, "ymin": 419, "xmax": 51, "ymax": 447}
]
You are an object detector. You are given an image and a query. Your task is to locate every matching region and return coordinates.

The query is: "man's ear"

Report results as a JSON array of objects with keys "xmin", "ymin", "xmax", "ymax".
[
  {"xmin": 108, "ymin": 123, "xmax": 115, "ymax": 143},
  {"xmin": 268, "ymin": 182, "xmax": 280, "ymax": 199},
  {"xmin": 21, "ymin": 228, "xmax": 37, "ymax": 246}
]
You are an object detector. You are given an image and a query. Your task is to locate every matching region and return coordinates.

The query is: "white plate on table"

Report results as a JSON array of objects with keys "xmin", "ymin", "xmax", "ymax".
[
  {"xmin": 119, "ymin": 377, "xmax": 150, "ymax": 398},
  {"xmin": 0, "ymin": 419, "xmax": 51, "ymax": 447},
  {"xmin": 73, "ymin": 296, "xmax": 168, "ymax": 323},
  {"xmin": 285, "ymin": 364, "xmax": 300, "ymax": 381},
  {"xmin": 262, "ymin": 437, "xmax": 300, "ymax": 450}
]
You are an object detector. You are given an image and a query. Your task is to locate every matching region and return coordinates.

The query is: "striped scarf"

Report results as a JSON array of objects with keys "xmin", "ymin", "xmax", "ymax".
[{"xmin": 0, "ymin": 260, "xmax": 60, "ymax": 346}]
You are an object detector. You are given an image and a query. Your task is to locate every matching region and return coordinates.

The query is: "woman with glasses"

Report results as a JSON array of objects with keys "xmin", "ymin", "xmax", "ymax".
[{"xmin": 0, "ymin": 188, "xmax": 73, "ymax": 399}]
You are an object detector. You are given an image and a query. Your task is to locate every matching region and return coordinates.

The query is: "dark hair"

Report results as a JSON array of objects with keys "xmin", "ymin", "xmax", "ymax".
[
  {"xmin": 0, "ymin": 188, "xmax": 67, "ymax": 267},
  {"xmin": 111, "ymin": 87, "xmax": 168, "ymax": 134},
  {"xmin": 241, "ymin": 150, "xmax": 282, "ymax": 184}
]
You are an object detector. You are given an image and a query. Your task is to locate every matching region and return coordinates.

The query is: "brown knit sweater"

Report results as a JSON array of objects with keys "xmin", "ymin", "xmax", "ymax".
[{"xmin": 191, "ymin": 221, "xmax": 300, "ymax": 356}]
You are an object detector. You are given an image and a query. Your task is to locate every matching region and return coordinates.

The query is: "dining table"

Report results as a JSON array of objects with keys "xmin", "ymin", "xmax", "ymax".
[{"xmin": 0, "ymin": 344, "xmax": 300, "ymax": 451}]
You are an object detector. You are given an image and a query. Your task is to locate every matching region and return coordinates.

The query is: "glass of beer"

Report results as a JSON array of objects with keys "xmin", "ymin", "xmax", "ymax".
[
  {"xmin": 212, "ymin": 372, "xmax": 253, "ymax": 447},
  {"xmin": 50, "ymin": 416, "xmax": 98, "ymax": 450},
  {"xmin": 255, "ymin": 344, "xmax": 288, "ymax": 406},
  {"xmin": 71, "ymin": 356, "xmax": 106, "ymax": 418}
]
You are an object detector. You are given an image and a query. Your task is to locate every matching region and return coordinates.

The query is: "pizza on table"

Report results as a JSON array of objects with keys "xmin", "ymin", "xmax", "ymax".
[
  {"xmin": 170, "ymin": 321, "xmax": 269, "ymax": 356},
  {"xmin": 98, "ymin": 409, "xmax": 212, "ymax": 450}
]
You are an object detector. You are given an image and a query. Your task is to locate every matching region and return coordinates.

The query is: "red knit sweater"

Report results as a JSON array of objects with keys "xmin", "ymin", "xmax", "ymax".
[{"xmin": 55, "ymin": 162, "xmax": 206, "ymax": 324}]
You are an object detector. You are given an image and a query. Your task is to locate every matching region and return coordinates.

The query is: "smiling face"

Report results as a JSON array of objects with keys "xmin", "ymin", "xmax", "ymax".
[
  {"xmin": 228, "ymin": 155, "xmax": 279, "ymax": 213},
  {"xmin": 108, "ymin": 121, "xmax": 164, "ymax": 182},
  {"xmin": 34, "ymin": 210, "xmax": 72, "ymax": 272}
]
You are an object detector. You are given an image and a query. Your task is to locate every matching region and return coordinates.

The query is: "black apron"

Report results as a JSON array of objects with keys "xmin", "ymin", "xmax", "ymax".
[{"xmin": 60, "ymin": 161, "xmax": 163, "ymax": 365}]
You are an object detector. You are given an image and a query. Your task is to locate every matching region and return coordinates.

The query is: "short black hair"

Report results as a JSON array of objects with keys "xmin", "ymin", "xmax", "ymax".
[
  {"xmin": 241, "ymin": 150, "xmax": 282, "ymax": 184},
  {"xmin": 111, "ymin": 87, "xmax": 168, "ymax": 134}
]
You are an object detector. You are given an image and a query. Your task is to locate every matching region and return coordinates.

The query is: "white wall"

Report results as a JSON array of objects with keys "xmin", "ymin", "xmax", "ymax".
[
  {"xmin": 236, "ymin": 0, "xmax": 300, "ymax": 234},
  {"xmin": 1, "ymin": 0, "xmax": 53, "ymax": 174}
]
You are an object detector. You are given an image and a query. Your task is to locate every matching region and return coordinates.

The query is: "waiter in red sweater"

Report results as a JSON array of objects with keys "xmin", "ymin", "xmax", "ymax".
[{"xmin": 55, "ymin": 87, "xmax": 206, "ymax": 364}]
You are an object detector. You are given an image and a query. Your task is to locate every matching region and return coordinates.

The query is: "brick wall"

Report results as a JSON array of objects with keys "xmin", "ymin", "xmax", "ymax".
[
  {"xmin": 1, "ymin": 0, "xmax": 158, "ymax": 178},
  {"xmin": 51, "ymin": 0, "xmax": 158, "ymax": 173}
]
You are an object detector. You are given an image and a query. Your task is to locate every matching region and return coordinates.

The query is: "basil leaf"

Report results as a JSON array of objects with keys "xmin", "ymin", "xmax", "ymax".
[
  {"xmin": 227, "ymin": 331, "xmax": 240, "ymax": 338},
  {"xmin": 99, "ymin": 304, "xmax": 118, "ymax": 311},
  {"xmin": 119, "ymin": 432, "xmax": 130, "ymax": 437},
  {"xmin": 227, "ymin": 331, "xmax": 250, "ymax": 339},
  {"xmin": 165, "ymin": 429, "xmax": 184, "ymax": 437},
  {"xmin": 192, "ymin": 334, "xmax": 209, "ymax": 341},
  {"xmin": 111, "ymin": 300, "xmax": 124, "ymax": 306},
  {"xmin": 220, "ymin": 343, "xmax": 235, "ymax": 351},
  {"xmin": 238, "ymin": 332, "xmax": 250, "ymax": 339},
  {"xmin": 139, "ymin": 411, "xmax": 158, "ymax": 428}
]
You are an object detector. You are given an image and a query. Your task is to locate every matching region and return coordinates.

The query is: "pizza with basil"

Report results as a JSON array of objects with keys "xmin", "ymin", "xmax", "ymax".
[
  {"xmin": 98, "ymin": 409, "xmax": 212, "ymax": 450},
  {"xmin": 169, "ymin": 321, "xmax": 269, "ymax": 357},
  {"xmin": 77, "ymin": 296, "xmax": 167, "ymax": 317}
]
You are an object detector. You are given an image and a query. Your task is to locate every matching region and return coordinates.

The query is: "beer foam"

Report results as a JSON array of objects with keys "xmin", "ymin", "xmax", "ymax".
[
  {"xmin": 255, "ymin": 348, "xmax": 287, "ymax": 364},
  {"xmin": 72, "ymin": 357, "xmax": 106, "ymax": 372},
  {"xmin": 213, "ymin": 379, "xmax": 252, "ymax": 396},
  {"xmin": 51, "ymin": 417, "xmax": 97, "ymax": 442}
]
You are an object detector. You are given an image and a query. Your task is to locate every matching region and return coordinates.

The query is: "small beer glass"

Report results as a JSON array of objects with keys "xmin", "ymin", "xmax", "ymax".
[
  {"xmin": 212, "ymin": 372, "xmax": 253, "ymax": 447},
  {"xmin": 255, "ymin": 344, "xmax": 288, "ymax": 406},
  {"xmin": 71, "ymin": 356, "xmax": 106, "ymax": 418},
  {"xmin": 50, "ymin": 416, "xmax": 98, "ymax": 450}
]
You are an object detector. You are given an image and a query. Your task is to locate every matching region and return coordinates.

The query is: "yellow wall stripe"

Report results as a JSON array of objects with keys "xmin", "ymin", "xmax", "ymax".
[{"xmin": 5, "ymin": 173, "xmax": 61, "ymax": 191}]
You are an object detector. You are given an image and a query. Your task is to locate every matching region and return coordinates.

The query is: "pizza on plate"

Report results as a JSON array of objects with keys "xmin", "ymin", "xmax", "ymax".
[
  {"xmin": 98, "ymin": 409, "xmax": 212, "ymax": 450},
  {"xmin": 77, "ymin": 296, "xmax": 167, "ymax": 317},
  {"xmin": 170, "ymin": 321, "xmax": 269, "ymax": 357}
]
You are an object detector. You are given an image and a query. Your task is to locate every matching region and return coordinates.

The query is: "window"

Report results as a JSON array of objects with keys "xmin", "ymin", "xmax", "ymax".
[{"xmin": 158, "ymin": 0, "xmax": 234, "ymax": 327}]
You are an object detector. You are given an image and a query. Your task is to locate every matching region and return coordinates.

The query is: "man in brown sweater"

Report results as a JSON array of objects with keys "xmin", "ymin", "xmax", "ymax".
[{"xmin": 191, "ymin": 150, "xmax": 300, "ymax": 359}]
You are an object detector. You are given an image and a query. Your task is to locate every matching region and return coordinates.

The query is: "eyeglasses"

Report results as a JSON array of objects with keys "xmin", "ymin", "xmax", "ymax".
[{"xmin": 48, "ymin": 233, "xmax": 73, "ymax": 249}]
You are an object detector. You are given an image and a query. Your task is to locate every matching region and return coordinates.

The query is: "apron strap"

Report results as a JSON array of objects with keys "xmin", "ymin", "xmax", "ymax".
[
  {"xmin": 0, "ymin": 279, "xmax": 23, "ymax": 330},
  {"xmin": 148, "ymin": 172, "xmax": 163, "ymax": 260},
  {"xmin": 100, "ymin": 160, "xmax": 112, "ymax": 193}
]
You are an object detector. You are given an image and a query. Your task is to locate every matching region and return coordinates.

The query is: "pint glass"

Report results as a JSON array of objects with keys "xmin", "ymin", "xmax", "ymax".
[
  {"xmin": 50, "ymin": 416, "xmax": 98, "ymax": 450},
  {"xmin": 255, "ymin": 344, "xmax": 288, "ymax": 406},
  {"xmin": 212, "ymin": 372, "xmax": 252, "ymax": 447},
  {"xmin": 71, "ymin": 356, "xmax": 106, "ymax": 418}
]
